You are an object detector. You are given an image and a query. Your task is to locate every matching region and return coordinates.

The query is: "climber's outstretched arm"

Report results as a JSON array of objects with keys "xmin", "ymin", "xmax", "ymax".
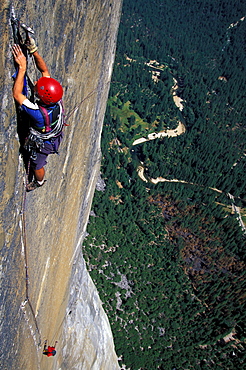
[
  {"xmin": 32, "ymin": 50, "xmax": 50, "ymax": 77},
  {"xmin": 26, "ymin": 38, "xmax": 50, "ymax": 77},
  {"xmin": 12, "ymin": 43, "xmax": 50, "ymax": 105},
  {"xmin": 12, "ymin": 44, "xmax": 27, "ymax": 105}
]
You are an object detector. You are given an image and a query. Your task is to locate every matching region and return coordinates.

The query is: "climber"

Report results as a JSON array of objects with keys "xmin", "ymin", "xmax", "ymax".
[
  {"xmin": 12, "ymin": 37, "xmax": 64, "ymax": 192},
  {"xmin": 43, "ymin": 340, "xmax": 57, "ymax": 357}
]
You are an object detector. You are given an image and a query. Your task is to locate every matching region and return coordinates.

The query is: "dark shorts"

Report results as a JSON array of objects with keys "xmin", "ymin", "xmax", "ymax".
[{"xmin": 30, "ymin": 133, "xmax": 63, "ymax": 171}]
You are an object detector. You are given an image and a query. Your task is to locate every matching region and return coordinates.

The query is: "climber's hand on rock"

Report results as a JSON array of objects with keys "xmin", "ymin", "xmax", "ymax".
[
  {"xmin": 26, "ymin": 37, "xmax": 38, "ymax": 54},
  {"xmin": 12, "ymin": 45, "xmax": 27, "ymax": 71}
]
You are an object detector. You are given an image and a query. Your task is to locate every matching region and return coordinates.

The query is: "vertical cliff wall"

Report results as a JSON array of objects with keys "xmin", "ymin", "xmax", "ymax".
[{"xmin": 0, "ymin": 1, "xmax": 122, "ymax": 369}]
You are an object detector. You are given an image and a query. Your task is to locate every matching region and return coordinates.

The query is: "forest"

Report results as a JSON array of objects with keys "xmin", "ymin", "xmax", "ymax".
[{"xmin": 83, "ymin": 0, "xmax": 246, "ymax": 369}]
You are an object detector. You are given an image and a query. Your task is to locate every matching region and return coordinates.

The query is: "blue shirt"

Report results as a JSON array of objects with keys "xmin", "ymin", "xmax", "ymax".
[{"xmin": 21, "ymin": 99, "xmax": 59, "ymax": 132}]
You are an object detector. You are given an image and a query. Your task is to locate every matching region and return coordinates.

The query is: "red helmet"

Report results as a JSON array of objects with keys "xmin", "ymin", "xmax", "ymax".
[{"xmin": 34, "ymin": 77, "xmax": 63, "ymax": 105}]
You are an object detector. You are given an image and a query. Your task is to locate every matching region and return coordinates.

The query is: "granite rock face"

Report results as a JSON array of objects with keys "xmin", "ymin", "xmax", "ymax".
[{"xmin": 0, "ymin": 1, "xmax": 122, "ymax": 369}]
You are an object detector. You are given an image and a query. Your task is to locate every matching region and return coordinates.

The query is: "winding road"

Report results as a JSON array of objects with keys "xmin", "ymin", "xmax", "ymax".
[{"xmin": 133, "ymin": 77, "xmax": 246, "ymax": 233}]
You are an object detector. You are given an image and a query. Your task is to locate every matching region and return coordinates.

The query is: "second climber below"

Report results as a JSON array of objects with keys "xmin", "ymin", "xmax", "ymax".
[{"xmin": 12, "ymin": 38, "xmax": 64, "ymax": 192}]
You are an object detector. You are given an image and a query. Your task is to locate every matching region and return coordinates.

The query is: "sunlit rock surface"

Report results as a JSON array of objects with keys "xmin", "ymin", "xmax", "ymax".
[{"xmin": 0, "ymin": 0, "xmax": 122, "ymax": 369}]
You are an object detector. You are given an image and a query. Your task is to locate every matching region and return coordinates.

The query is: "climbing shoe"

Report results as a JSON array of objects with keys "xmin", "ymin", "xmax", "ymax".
[{"xmin": 26, "ymin": 180, "xmax": 46, "ymax": 192}]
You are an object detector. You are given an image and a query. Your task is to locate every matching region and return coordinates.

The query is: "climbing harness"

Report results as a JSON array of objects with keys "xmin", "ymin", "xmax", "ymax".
[{"xmin": 23, "ymin": 133, "xmax": 44, "ymax": 160}]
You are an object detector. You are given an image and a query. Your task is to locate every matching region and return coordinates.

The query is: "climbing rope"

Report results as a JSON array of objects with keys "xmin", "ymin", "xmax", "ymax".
[
  {"xmin": 20, "ymin": 158, "xmax": 42, "ymax": 346},
  {"xmin": 49, "ymin": 289, "xmax": 80, "ymax": 346},
  {"xmin": 65, "ymin": 87, "xmax": 98, "ymax": 121}
]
